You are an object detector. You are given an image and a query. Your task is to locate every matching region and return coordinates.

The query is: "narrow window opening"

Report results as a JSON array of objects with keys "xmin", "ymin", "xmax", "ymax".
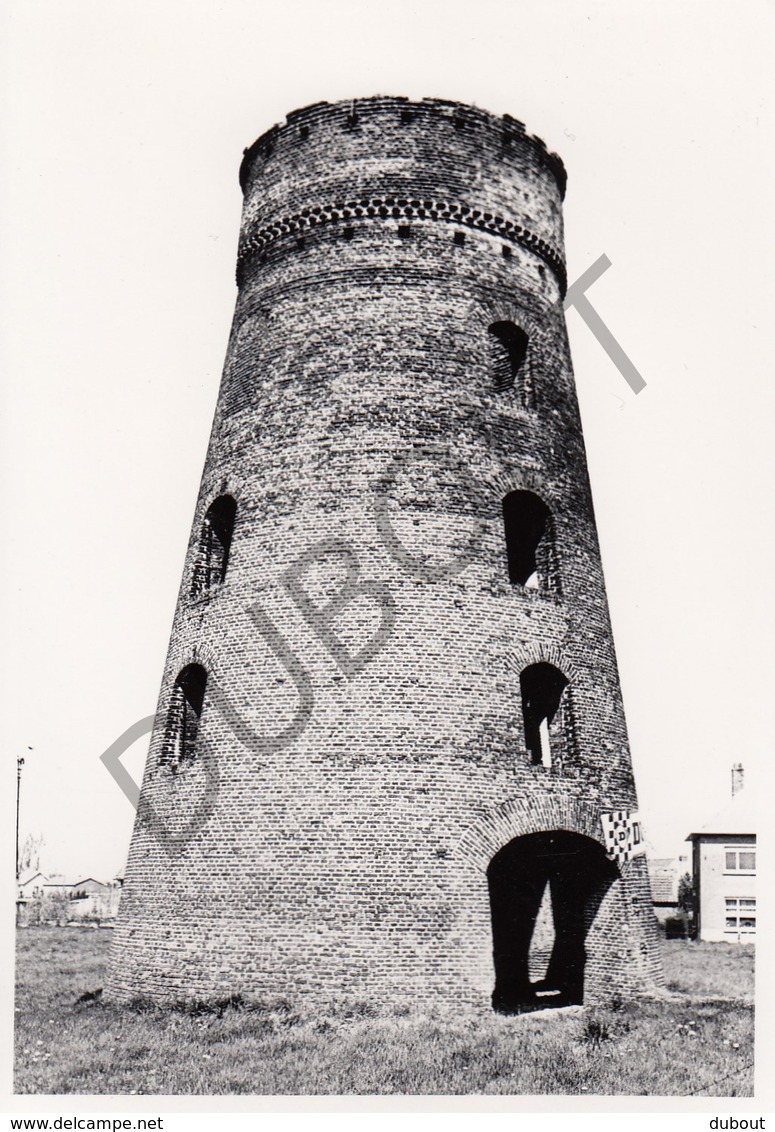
[
  {"xmin": 163, "ymin": 663, "xmax": 207, "ymax": 772},
  {"xmin": 488, "ymin": 321, "xmax": 529, "ymax": 391},
  {"xmin": 191, "ymin": 495, "xmax": 237, "ymax": 598},
  {"xmin": 453, "ymin": 231, "xmax": 465, "ymax": 246},
  {"xmin": 502, "ymin": 245, "xmax": 512, "ymax": 259},
  {"xmin": 343, "ymin": 226, "xmax": 354, "ymax": 241},
  {"xmin": 520, "ymin": 662, "xmax": 569, "ymax": 768},
  {"xmin": 502, "ymin": 490, "xmax": 551, "ymax": 587},
  {"xmin": 397, "ymin": 225, "xmax": 411, "ymax": 239}
]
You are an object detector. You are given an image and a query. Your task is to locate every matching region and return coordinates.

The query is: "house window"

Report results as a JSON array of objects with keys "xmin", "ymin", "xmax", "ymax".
[
  {"xmin": 162, "ymin": 663, "xmax": 208, "ymax": 771},
  {"xmin": 191, "ymin": 495, "xmax": 237, "ymax": 597},
  {"xmin": 724, "ymin": 847, "xmax": 756, "ymax": 874},
  {"xmin": 502, "ymin": 490, "xmax": 552, "ymax": 589},
  {"xmin": 520, "ymin": 662, "xmax": 569, "ymax": 768},
  {"xmin": 725, "ymin": 898, "xmax": 756, "ymax": 934},
  {"xmin": 488, "ymin": 321, "xmax": 528, "ymax": 392}
]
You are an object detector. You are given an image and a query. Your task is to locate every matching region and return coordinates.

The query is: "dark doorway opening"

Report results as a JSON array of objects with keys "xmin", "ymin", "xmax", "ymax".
[{"xmin": 487, "ymin": 830, "xmax": 617, "ymax": 1013}]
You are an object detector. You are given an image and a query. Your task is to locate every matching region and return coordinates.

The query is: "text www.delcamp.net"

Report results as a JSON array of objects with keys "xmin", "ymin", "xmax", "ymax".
[{"xmin": 10, "ymin": 1120, "xmax": 163, "ymax": 1130}]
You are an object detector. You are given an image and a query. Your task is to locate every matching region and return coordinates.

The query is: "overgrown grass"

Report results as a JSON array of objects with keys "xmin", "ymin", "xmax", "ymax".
[
  {"xmin": 14, "ymin": 928, "xmax": 754, "ymax": 1096},
  {"xmin": 662, "ymin": 938, "xmax": 755, "ymax": 999}
]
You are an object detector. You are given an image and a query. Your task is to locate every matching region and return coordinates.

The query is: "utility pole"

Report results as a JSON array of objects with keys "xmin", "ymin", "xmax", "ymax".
[{"xmin": 16, "ymin": 747, "xmax": 32, "ymax": 881}]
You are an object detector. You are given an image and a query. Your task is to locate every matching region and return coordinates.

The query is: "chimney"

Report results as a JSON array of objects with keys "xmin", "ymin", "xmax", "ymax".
[{"xmin": 731, "ymin": 763, "xmax": 744, "ymax": 797}]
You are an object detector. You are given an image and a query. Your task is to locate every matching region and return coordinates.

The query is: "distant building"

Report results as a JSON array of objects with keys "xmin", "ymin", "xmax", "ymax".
[
  {"xmin": 647, "ymin": 857, "xmax": 688, "ymax": 924},
  {"xmin": 687, "ymin": 764, "xmax": 756, "ymax": 942},
  {"xmin": 16, "ymin": 870, "xmax": 48, "ymax": 901},
  {"xmin": 59, "ymin": 878, "xmax": 113, "ymax": 899},
  {"xmin": 16, "ymin": 872, "xmax": 122, "ymax": 924}
]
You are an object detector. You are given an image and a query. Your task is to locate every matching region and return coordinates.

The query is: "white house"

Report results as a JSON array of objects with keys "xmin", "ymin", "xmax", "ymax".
[
  {"xmin": 686, "ymin": 767, "xmax": 756, "ymax": 943},
  {"xmin": 17, "ymin": 870, "xmax": 48, "ymax": 901}
]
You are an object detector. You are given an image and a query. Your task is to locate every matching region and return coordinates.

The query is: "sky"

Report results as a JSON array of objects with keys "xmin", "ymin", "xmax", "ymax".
[{"xmin": 1, "ymin": 0, "xmax": 773, "ymax": 892}]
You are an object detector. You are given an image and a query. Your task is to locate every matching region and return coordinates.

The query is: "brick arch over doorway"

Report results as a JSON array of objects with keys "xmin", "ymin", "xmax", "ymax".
[
  {"xmin": 456, "ymin": 793, "xmax": 604, "ymax": 871},
  {"xmin": 452, "ymin": 794, "xmax": 649, "ymax": 1009}
]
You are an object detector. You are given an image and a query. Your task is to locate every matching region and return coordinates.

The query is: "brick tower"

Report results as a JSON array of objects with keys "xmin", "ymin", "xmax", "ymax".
[{"xmin": 107, "ymin": 97, "xmax": 662, "ymax": 1011}]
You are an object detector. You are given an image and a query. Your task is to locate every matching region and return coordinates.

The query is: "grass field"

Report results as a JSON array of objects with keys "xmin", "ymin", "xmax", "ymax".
[{"xmin": 14, "ymin": 927, "xmax": 754, "ymax": 1096}]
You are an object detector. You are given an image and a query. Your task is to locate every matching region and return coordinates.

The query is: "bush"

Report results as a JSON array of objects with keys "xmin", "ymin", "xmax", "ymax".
[{"xmin": 665, "ymin": 914, "xmax": 690, "ymax": 939}]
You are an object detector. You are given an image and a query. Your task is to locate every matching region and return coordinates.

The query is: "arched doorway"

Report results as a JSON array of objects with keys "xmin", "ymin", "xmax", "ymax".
[{"xmin": 487, "ymin": 830, "xmax": 618, "ymax": 1013}]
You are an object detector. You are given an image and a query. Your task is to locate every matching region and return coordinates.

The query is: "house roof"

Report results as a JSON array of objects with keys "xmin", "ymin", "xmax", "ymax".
[
  {"xmin": 687, "ymin": 788, "xmax": 757, "ymax": 840},
  {"xmin": 45, "ymin": 876, "xmax": 108, "ymax": 887},
  {"xmin": 647, "ymin": 858, "xmax": 682, "ymax": 903},
  {"xmin": 18, "ymin": 870, "xmax": 47, "ymax": 886},
  {"xmin": 650, "ymin": 875, "xmax": 677, "ymax": 902}
]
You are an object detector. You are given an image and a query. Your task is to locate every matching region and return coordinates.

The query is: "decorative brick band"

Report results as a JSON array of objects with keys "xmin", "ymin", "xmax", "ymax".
[{"xmin": 237, "ymin": 197, "xmax": 567, "ymax": 295}]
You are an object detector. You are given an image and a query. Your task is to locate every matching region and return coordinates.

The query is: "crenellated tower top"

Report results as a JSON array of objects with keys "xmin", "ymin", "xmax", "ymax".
[{"xmin": 236, "ymin": 96, "xmax": 568, "ymax": 295}]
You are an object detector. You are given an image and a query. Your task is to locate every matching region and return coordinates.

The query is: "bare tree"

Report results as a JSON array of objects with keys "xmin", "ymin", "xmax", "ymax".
[{"xmin": 19, "ymin": 833, "xmax": 44, "ymax": 874}]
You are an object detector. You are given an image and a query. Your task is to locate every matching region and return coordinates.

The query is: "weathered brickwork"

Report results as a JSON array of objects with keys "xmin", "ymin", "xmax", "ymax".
[{"xmin": 106, "ymin": 96, "xmax": 662, "ymax": 1010}]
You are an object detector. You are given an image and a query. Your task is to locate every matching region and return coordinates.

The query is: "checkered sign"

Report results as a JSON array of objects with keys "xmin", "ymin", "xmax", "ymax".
[{"xmin": 601, "ymin": 810, "xmax": 645, "ymax": 865}]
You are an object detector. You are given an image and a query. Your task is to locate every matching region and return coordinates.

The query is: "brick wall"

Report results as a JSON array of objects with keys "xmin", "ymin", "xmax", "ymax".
[{"xmin": 106, "ymin": 96, "xmax": 663, "ymax": 1009}]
